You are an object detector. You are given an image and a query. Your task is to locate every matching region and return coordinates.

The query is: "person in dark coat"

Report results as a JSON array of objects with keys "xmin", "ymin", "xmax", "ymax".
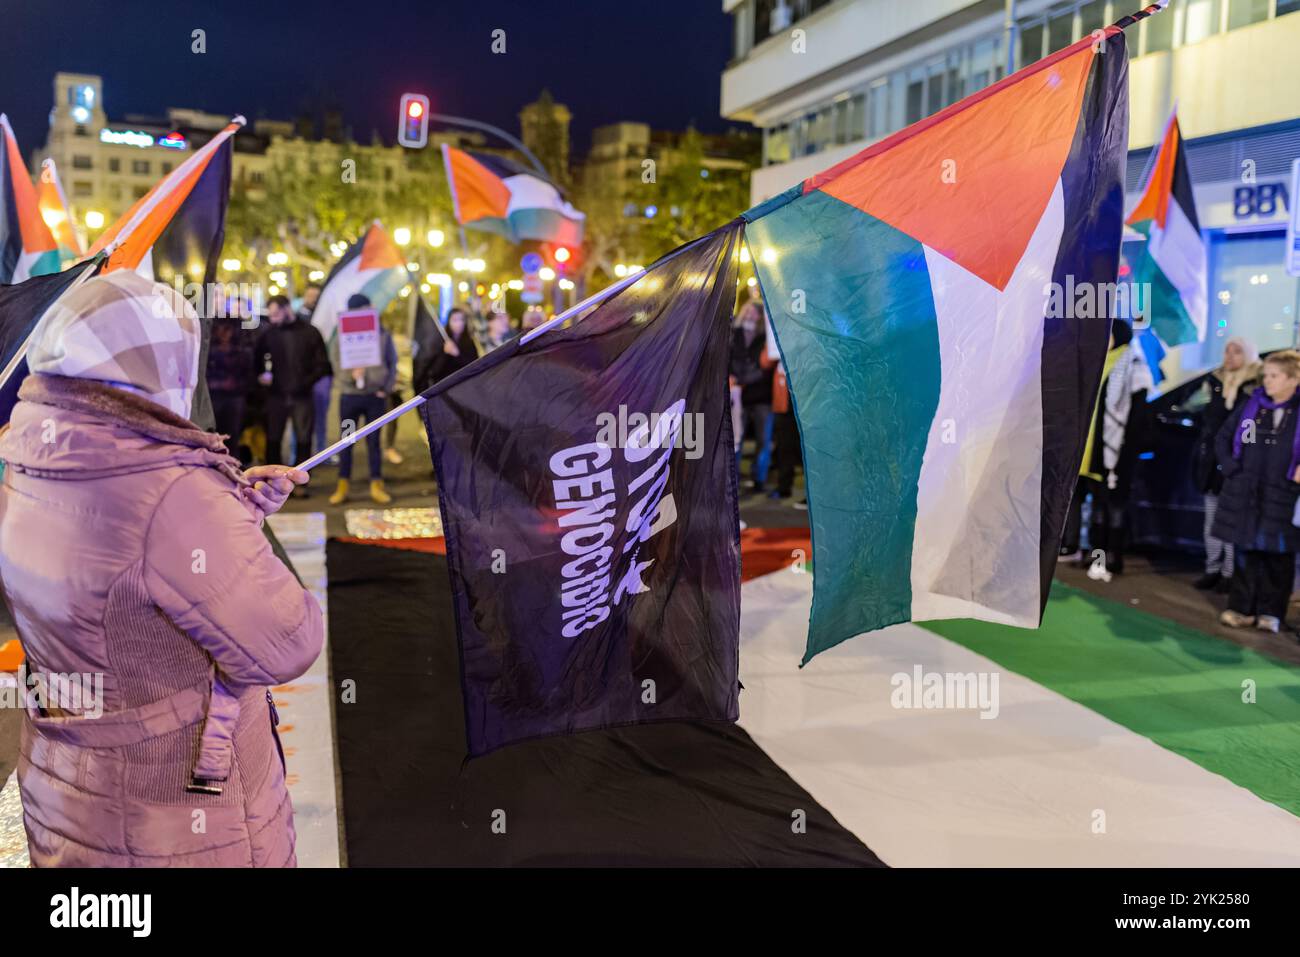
[
  {"xmin": 207, "ymin": 314, "xmax": 256, "ymax": 461},
  {"xmin": 416, "ymin": 306, "xmax": 479, "ymax": 393},
  {"xmin": 1212, "ymin": 349, "xmax": 1300, "ymax": 634},
  {"xmin": 729, "ymin": 300, "xmax": 773, "ymax": 494},
  {"xmin": 255, "ymin": 295, "xmax": 333, "ymax": 484},
  {"xmin": 1191, "ymin": 336, "xmax": 1261, "ymax": 592}
]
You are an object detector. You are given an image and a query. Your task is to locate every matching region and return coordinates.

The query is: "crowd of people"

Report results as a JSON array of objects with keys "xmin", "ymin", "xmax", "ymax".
[
  {"xmin": 205, "ymin": 290, "xmax": 547, "ymax": 506},
  {"xmin": 1055, "ymin": 322, "xmax": 1300, "ymax": 637}
]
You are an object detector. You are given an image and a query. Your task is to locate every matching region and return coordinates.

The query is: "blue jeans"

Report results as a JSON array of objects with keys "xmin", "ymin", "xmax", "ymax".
[{"xmin": 338, "ymin": 393, "xmax": 386, "ymax": 480}]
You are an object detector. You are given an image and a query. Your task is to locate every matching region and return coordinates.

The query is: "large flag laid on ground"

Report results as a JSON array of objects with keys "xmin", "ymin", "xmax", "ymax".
[
  {"xmin": 442, "ymin": 144, "xmax": 584, "ymax": 246},
  {"xmin": 0, "ymin": 115, "xmax": 60, "ymax": 283},
  {"xmin": 311, "ymin": 222, "xmax": 407, "ymax": 343},
  {"xmin": 37, "ymin": 158, "xmax": 83, "ymax": 260},
  {"xmin": 420, "ymin": 224, "xmax": 742, "ymax": 755},
  {"xmin": 1125, "ymin": 109, "xmax": 1207, "ymax": 346},
  {"xmin": 744, "ymin": 30, "xmax": 1130, "ymax": 663}
]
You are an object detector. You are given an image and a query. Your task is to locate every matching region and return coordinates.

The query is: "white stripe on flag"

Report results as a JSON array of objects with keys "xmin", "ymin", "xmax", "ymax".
[
  {"xmin": 909, "ymin": 181, "xmax": 1064, "ymax": 627},
  {"xmin": 1149, "ymin": 198, "xmax": 1208, "ymax": 341},
  {"xmin": 738, "ymin": 570, "xmax": 1300, "ymax": 866}
]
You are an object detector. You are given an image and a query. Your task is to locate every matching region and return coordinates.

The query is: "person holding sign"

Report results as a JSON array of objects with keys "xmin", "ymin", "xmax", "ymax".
[{"xmin": 328, "ymin": 294, "xmax": 399, "ymax": 506}]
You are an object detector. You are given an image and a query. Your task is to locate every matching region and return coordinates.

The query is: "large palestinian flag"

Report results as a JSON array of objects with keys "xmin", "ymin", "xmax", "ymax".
[
  {"xmin": 442, "ymin": 144, "xmax": 584, "ymax": 246},
  {"xmin": 310, "ymin": 222, "xmax": 407, "ymax": 343},
  {"xmin": 744, "ymin": 30, "xmax": 1129, "ymax": 663},
  {"xmin": 1125, "ymin": 110, "xmax": 1207, "ymax": 346},
  {"xmin": 0, "ymin": 114, "xmax": 60, "ymax": 283}
]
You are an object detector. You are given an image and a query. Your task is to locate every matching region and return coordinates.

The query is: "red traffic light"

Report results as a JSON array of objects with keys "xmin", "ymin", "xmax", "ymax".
[{"xmin": 398, "ymin": 93, "xmax": 430, "ymax": 148}]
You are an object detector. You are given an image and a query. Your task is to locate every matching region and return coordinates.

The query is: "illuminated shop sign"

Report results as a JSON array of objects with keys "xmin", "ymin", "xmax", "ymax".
[{"xmin": 98, "ymin": 128, "xmax": 189, "ymax": 150}]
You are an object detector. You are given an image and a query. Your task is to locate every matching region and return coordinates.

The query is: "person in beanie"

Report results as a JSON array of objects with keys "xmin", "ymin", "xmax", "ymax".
[
  {"xmin": 328, "ymin": 293, "xmax": 398, "ymax": 506},
  {"xmin": 1213, "ymin": 349, "xmax": 1300, "ymax": 634},
  {"xmin": 1191, "ymin": 335, "xmax": 1261, "ymax": 592},
  {"xmin": 0, "ymin": 270, "xmax": 323, "ymax": 866}
]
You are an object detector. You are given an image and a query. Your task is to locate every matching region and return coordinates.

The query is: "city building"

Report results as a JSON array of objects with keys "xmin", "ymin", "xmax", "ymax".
[
  {"xmin": 519, "ymin": 90, "xmax": 573, "ymax": 185},
  {"xmin": 721, "ymin": 0, "xmax": 1300, "ymax": 377},
  {"xmin": 35, "ymin": 71, "xmax": 482, "ymax": 252}
]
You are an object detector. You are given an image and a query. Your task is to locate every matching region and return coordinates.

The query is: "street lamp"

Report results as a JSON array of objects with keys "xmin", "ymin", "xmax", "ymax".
[
  {"xmin": 394, "ymin": 227, "xmax": 412, "ymax": 247},
  {"xmin": 427, "ymin": 229, "xmax": 445, "ymax": 248},
  {"xmin": 84, "ymin": 210, "xmax": 105, "ymax": 230}
]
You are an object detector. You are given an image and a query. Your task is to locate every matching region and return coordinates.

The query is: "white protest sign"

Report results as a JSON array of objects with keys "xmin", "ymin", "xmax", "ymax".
[{"xmin": 338, "ymin": 309, "xmax": 382, "ymax": 369}]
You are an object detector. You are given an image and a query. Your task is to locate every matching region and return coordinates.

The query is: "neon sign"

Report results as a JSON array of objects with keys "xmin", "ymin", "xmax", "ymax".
[{"xmin": 98, "ymin": 128, "xmax": 188, "ymax": 150}]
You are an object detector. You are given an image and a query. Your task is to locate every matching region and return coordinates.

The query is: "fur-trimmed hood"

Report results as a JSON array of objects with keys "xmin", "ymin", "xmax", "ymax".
[{"xmin": 0, "ymin": 373, "xmax": 243, "ymax": 483}]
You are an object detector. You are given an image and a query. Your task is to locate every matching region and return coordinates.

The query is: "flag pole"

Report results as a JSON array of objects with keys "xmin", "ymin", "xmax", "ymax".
[
  {"xmin": 1109, "ymin": 0, "xmax": 1167, "ymax": 31},
  {"xmin": 294, "ymin": 253, "xmax": 668, "ymax": 472}
]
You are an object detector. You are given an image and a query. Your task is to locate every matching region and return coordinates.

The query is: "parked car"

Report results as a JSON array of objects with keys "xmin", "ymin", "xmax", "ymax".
[{"xmin": 1128, "ymin": 372, "xmax": 1210, "ymax": 552}]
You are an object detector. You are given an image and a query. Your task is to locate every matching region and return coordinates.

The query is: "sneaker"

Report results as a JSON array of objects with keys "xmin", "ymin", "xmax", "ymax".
[
  {"xmin": 1192, "ymin": 572, "xmax": 1222, "ymax": 591},
  {"xmin": 384, "ymin": 447, "xmax": 404, "ymax": 466},
  {"xmin": 1256, "ymin": 615, "xmax": 1281, "ymax": 634},
  {"xmin": 1057, "ymin": 549, "xmax": 1082, "ymax": 563},
  {"xmin": 1219, "ymin": 609, "xmax": 1256, "ymax": 628},
  {"xmin": 1086, "ymin": 561, "xmax": 1113, "ymax": 583},
  {"xmin": 792, "ymin": 499, "xmax": 808, "ymax": 511}
]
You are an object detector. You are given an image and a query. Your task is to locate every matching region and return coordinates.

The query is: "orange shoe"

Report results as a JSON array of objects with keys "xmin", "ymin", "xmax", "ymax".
[{"xmin": 0, "ymin": 638, "xmax": 25, "ymax": 672}]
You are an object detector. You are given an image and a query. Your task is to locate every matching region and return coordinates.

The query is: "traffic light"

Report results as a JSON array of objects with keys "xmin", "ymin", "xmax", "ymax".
[{"xmin": 397, "ymin": 93, "xmax": 430, "ymax": 148}]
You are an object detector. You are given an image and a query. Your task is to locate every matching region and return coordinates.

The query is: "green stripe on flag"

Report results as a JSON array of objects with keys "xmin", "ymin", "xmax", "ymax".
[
  {"xmin": 746, "ymin": 192, "xmax": 941, "ymax": 663},
  {"xmin": 926, "ymin": 584, "xmax": 1300, "ymax": 817}
]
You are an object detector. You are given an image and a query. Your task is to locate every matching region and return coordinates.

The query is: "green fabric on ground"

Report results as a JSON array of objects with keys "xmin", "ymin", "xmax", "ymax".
[{"xmin": 924, "ymin": 583, "xmax": 1300, "ymax": 817}]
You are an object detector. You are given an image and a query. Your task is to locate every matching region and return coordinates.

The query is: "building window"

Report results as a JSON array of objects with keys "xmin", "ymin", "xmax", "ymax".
[
  {"xmin": 74, "ymin": 124, "xmax": 87, "ymax": 137},
  {"xmin": 134, "ymin": 185, "xmax": 148, "ymax": 199},
  {"xmin": 250, "ymin": 170, "xmax": 264, "ymax": 185},
  {"xmin": 1276, "ymin": 0, "xmax": 1300, "ymax": 16},
  {"xmin": 1019, "ymin": 22, "xmax": 1045, "ymax": 68},
  {"xmin": 72, "ymin": 181, "xmax": 92, "ymax": 198},
  {"xmin": 1181, "ymin": 0, "xmax": 1222, "ymax": 45},
  {"xmin": 72, "ymin": 155, "xmax": 92, "ymax": 169},
  {"xmin": 161, "ymin": 162, "xmax": 173, "ymax": 174},
  {"xmin": 108, "ymin": 157, "xmax": 120, "ymax": 172},
  {"xmin": 132, "ymin": 159, "xmax": 150, "ymax": 175},
  {"xmin": 1228, "ymin": 0, "xmax": 1270, "ymax": 28},
  {"xmin": 1144, "ymin": 3, "xmax": 1176, "ymax": 51}
]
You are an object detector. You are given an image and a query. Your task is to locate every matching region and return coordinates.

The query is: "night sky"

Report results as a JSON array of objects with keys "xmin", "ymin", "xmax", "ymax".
[{"xmin": 1, "ymin": 0, "xmax": 736, "ymax": 157}]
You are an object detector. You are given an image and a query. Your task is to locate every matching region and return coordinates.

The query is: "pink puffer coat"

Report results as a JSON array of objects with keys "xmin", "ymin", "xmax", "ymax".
[{"xmin": 0, "ymin": 374, "xmax": 324, "ymax": 867}]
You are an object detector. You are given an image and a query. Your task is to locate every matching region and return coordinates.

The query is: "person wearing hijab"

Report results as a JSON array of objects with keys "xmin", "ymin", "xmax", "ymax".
[
  {"xmin": 1060, "ymin": 319, "xmax": 1153, "ymax": 577},
  {"xmin": 1191, "ymin": 336, "xmax": 1262, "ymax": 592},
  {"xmin": 1212, "ymin": 349, "xmax": 1300, "ymax": 634},
  {"xmin": 0, "ymin": 270, "xmax": 324, "ymax": 866}
]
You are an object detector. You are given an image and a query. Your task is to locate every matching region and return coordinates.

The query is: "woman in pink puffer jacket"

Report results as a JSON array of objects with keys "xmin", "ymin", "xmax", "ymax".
[{"xmin": 0, "ymin": 270, "xmax": 324, "ymax": 867}]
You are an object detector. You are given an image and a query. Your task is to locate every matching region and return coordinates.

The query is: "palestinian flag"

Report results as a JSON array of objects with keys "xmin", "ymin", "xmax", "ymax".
[
  {"xmin": 311, "ymin": 222, "xmax": 408, "ymax": 343},
  {"xmin": 1125, "ymin": 110, "xmax": 1207, "ymax": 346},
  {"xmin": 744, "ymin": 30, "xmax": 1130, "ymax": 663},
  {"xmin": 442, "ymin": 144, "xmax": 584, "ymax": 246},
  {"xmin": 0, "ymin": 261, "xmax": 97, "ymax": 426},
  {"xmin": 409, "ymin": 292, "xmax": 446, "ymax": 394},
  {"xmin": 0, "ymin": 114, "xmax": 60, "ymax": 283},
  {"xmin": 82, "ymin": 117, "xmax": 240, "ymax": 430},
  {"xmin": 37, "ymin": 158, "xmax": 84, "ymax": 259}
]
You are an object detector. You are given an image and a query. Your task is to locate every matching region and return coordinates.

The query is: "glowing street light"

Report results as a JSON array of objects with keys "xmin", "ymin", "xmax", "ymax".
[
  {"xmin": 469, "ymin": 258, "xmax": 486, "ymax": 273},
  {"xmin": 539, "ymin": 266, "xmax": 556, "ymax": 281},
  {"xmin": 614, "ymin": 264, "xmax": 627, "ymax": 277},
  {"xmin": 222, "ymin": 258, "xmax": 241, "ymax": 271},
  {"xmin": 84, "ymin": 210, "xmax": 105, "ymax": 230},
  {"xmin": 427, "ymin": 229, "xmax": 445, "ymax": 247},
  {"xmin": 394, "ymin": 227, "xmax": 412, "ymax": 247}
]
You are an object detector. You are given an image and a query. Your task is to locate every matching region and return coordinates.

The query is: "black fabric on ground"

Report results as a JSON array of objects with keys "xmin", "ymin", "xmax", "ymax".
[{"xmin": 327, "ymin": 539, "xmax": 884, "ymax": 867}]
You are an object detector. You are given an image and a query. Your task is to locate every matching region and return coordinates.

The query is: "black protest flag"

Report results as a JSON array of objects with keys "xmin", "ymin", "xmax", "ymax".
[{"xmin": 421, "ymin": 223, "xmax": 743, "ymax": 756}]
